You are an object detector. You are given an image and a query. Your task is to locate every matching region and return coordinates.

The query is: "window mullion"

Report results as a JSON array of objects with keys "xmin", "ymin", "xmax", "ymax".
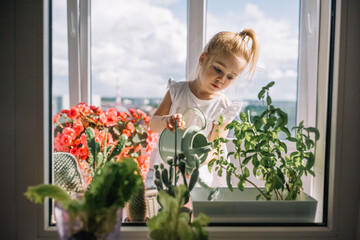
[
  {"xmin": 79, "ymin": 0, "xmax": 91, "ymax": 105},
  {"xmin": 67, "ymin": 0, "xmax": 81, "ymax": 107},
  {"xmin": 187, "ymin": 0, "xmax": 206, "ymax": 79},
  {"xmin": 297, "ymin": 0, "xmax": 320, "ymax": 128}
]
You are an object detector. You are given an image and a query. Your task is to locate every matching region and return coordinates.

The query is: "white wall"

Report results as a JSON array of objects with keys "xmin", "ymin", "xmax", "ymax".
[{"xmin": 0, "ymin": 0, "xmax": 359, "ymax": 239}]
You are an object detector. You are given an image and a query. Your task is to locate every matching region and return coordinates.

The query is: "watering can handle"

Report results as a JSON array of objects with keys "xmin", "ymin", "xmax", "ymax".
[{"xmin": 182, "ymin": 107, "xmax": 207, "ymax": 131}]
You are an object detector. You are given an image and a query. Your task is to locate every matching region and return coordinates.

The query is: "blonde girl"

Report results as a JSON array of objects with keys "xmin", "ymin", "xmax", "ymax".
[{"xmin": 150, "ymin": 29, "xmax": 259, "ymax": 187}]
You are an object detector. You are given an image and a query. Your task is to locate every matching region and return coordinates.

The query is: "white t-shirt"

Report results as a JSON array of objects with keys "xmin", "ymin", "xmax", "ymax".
[{"xmin": 160, "ymin": 78, "xmax": 242, "ymax": 187}]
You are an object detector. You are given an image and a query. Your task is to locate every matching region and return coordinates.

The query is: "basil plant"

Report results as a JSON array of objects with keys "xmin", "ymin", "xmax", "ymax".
[{"xmin": 209, "ymin": 82, "xmax": 320, "ymax": 200}]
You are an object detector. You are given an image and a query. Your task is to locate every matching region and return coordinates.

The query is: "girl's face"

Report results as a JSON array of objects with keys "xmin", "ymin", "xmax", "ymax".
[{"xmin": 197, "ymin": 53, "xmax": 246, "ymax": 97}]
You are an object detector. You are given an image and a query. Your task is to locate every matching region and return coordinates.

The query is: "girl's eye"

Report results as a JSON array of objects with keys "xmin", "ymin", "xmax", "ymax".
[
  {"xmin": 227, "ymin": 75, "xmax": 234, "ymax": 80},
  {"xmin": 214, "ymin": 66, "xmax": 222, "ymax": 73}
]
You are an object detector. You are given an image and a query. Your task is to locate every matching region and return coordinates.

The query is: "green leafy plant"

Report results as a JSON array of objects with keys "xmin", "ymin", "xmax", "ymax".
[
  {"xmin": 209, "ymin": 81, "xmax": 320, "ymax": 200},
  {"xmin": 25, "ymin": 159, "xmax": 143, "ymax": 238},
  {"xmin": 147, "ymin": 185, "xmax": 210, "ymax": 240}
]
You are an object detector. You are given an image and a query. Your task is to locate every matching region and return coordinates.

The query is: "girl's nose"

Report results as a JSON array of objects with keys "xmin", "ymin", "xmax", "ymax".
[{"xmin": 217, "ymin": 74, "xmax": 226, "ymax": 82}]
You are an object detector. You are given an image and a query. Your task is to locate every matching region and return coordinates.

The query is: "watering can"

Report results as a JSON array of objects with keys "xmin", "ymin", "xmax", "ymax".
[
  {"xmin": 158, "ymin": 107, "xmax": 220, "ymax": 200},
  {"xmin": 158, "ymin": 107, "xmax": 212, "ymax": 168}
]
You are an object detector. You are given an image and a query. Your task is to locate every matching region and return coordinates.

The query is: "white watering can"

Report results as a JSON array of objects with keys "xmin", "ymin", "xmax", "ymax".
[
  {"xmin": 158, "ymin": 107, "xmax": 212, "ymax": 168},
  {"xmin": 158, "ymin": 107, "xmax": 220, "ymax": 200}
]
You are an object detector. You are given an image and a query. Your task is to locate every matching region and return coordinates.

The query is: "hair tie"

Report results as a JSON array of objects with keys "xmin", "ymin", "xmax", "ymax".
[{"xmin": 239, "ymin": 31, "xmax": 247, "ymax": 39}]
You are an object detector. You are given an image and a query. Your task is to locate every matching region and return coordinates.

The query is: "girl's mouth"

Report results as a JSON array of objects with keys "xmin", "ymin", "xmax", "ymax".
[{"xmin": 211, "ymin": 83, "xmax": 219, "ymax": 89}]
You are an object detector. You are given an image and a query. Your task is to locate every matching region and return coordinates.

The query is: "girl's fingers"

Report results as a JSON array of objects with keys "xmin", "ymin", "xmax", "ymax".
[
  {"xmin": 167, "ymin": 121, "xmax": 174, "ymax": 130},
  {"xmin": 166, "ymin": 114, "xmax": 185, "ymax": 130}
]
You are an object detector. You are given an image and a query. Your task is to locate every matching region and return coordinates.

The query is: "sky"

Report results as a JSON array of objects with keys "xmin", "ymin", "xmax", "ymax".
[{"xmin": 52, "ymin": 0, "xmax": 300, "ymax": 101}]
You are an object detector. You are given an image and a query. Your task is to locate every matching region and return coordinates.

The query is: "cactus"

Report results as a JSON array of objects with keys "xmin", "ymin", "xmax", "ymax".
[
  {"xmin": 86, "ymin": 128, "xmax": 127, "ymax": 176},
  {"xmin": 154, "ymin": 154, "xmax": 201, "ymax": 210},
  {"xmin": 127, "ymin": 181, "xmax": 147, "ymax": 222}
]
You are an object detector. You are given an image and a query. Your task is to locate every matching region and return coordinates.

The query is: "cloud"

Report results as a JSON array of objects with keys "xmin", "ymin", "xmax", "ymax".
[
  {"xmin": 268, "ymin": 69, "xmax": 297, "ymax": 80},
  {"xmin": 206, "ymin": 3, "xmax": 299, "ymax": 100},
  {"xmin": 90, "ymin": 0, "xmax": 187, "ymax": 97},
  {"xmin": 52, "ymin": 1, "xmax": 298, "ymax": 101}
]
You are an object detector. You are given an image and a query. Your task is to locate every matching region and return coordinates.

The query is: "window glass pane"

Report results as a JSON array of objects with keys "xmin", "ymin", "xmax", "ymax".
[
  {"xmin": 207, "ymin": 0, "xmax": 299, "ymax": 134},
  {"xmin": 52, "ymin": 0, "xmax": 69, "ymax": 116},
  {"xmin": 205, "ymin": 0, "xmax": 324, "ymax": 224},
  {"xmin": 51, "ymin": 0, "xmax": 70, "ymax": 225},
  {"xmin": 91, "ymin": 0, "xmax": 187, "ymax": 223},
  {"xmin": 91, "ymin": 0, "xmax": 187, "ymax": 113}
]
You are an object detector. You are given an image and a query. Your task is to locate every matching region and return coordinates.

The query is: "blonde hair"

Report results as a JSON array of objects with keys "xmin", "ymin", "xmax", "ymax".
[{"xmin": 202, "ymin": 29, "xmax": 259, "ymax": 80}]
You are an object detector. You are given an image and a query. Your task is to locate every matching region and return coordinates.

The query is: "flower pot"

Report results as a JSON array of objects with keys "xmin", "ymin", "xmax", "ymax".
[
  {"xmin": 54, "ymin": 203, "xmax": 123, "ymax": 240},
  {"xmin": 191, "ymin": 187, "xmax": 317, "ymax": 223}
]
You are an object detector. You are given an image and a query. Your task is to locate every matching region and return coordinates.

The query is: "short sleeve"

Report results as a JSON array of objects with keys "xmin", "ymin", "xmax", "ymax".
[
  {"xmin": 215, "ymin": 101, "xmax": 242, "ymax": 124},
  {"xmin": 167, "ymin": 77, "xmax": 176, "ymax": 102}
]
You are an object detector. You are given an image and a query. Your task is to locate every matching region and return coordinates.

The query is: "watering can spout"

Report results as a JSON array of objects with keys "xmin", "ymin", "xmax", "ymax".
[{"xmin": 197, "ymin": 178, "xmax": 221, "ymax": 201}]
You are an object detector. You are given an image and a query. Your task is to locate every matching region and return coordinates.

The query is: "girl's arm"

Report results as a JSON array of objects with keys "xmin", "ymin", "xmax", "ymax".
[
  {"xmin": 203, "ymin": 122, "xmax": 230, "ymax": 165},
  {"xmin": 150, "ymin": 90, "xmax": 184, "ymax": 133}
]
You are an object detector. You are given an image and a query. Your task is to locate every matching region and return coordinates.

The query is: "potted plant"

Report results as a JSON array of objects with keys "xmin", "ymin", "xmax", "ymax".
[
  {"xmin": 53, "ymin": 103, "xmax": 159, "ymax": 221},
  {"xmin": 147, "ymin": 185, "xmax": 210, "ymax": 240},
  {"xmin": 191, "ymin": 82, "xmax": 320, "ymax": 223},
  {"xmin": 25, "ymin": 159, "xmax": 143, "ymax": 239}
]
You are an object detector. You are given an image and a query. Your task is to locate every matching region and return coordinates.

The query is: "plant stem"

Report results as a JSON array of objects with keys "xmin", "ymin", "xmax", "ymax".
[
  {"xmin": 274, "ymin": 189, "xmax": 279, "ymax": 200},
  {"xmin": 245, "ymin": 179, "xmax": 269, "ymax": 200},
  {"xmin": 276, "ymin": 189, "xmax": 283, "ymax": 200},
  {"xmin": 220, "ymin": 158, "xmax": 270, "ymax": 200}
]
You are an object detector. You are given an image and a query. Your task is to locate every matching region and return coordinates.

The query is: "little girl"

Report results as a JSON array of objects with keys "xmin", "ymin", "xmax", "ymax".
[{"xmin": 150, "ymin": 29, "xmax": 259, "ymax": 187}]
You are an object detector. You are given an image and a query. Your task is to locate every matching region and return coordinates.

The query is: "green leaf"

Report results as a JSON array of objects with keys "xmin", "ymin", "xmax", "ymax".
[
  {"xmin": 226, "ymin": 170, "xmax": 233, "ymax": 192},
  {"xmin": 132, "ymin": 133, "xmax": 141, "ymax": 144},
  {"xmin": 266, "ymin": 95, "xmax": 272, "ymax": 105},
  {"xmin": 290, "ymin": 151, "xmax": 299, "ymax": 159},
  {"xmin": 252, "ymin": 155, "xmax": 259, "ymax": 167},
  {"xmin": 218, "ymin": 114, "xmax": 223, "ymax": 125},
  {"xmin": 86, "ymin": 127, "xmax": 97, "ymax": 174},
  {"xmin": 306, "ymin": 127, "xmax": 320, "ymax": 141},
  {"xmin": 254, "ymin": 119, "xmax": 262, "ymax": 130},
  {"xmin": 208, "ymin": 159, "xmax": 215, "ymax": 173},
  {"xmin": 240, "ymin": 112, "xmax": 247, "ymax": 122},
  {"xmin": 244, "ymin": 140, "xmax": 250, "ymax": 151},
  {"xmin": 308, "ymin": 169, "xmax": 316, "ymax": 177},
  {"xmin": 244, "ymin": 167, "xmax": 250, "ymax": 178},
  {"xmin": 305, "ymin": 152, "xmax": 315, "ymax": 169},
  {"xmin": 96, "ymin": 152, "xmax": 104, "ymax": 168},
  {"xmin": 258, "ymin": 89, "xmax": 265, "ymax": 100},
  {"xmin": 243, "ymin": 155, "xmax": 252, "ymax": 165},
  {"xmin": 265, "ymin": 182, "xmax": 273, "ymax": 193},
  {"xmin": 135, "ymin": 125, "xmax": 145, "ymax": 134},
  {"xmin": 108, "ymin": 134, "xmax": 128, "ymax": 160},
  {"xmin": 279, "ymin": 141, "xmax": 288, "ymax": 153},
  {"xmin": 24, "ymin": 184, "xmax": 71, "ymax": 205},
  {"xmin": 217, "ymin": 168, "xmax": 223, "ymax": 177},
  {"xmin": 237, "ymin": 180, "xmax": 245, "ymax": 191},
  {"xmin": 265, "ymin": 81, "xmax": 275, "ymax": 89},
  {"xmin": 112, "ymin": 126, "xmax": 121, "ymax": 136}
]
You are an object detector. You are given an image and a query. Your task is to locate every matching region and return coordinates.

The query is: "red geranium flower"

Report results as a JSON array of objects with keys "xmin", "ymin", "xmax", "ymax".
[{"xmin": 53, "ymin": 103, "xmax": 158, "ymax": 184}]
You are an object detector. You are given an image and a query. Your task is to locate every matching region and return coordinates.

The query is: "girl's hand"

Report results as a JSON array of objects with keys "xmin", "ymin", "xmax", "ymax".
[{"xmin": 166, "ymin": 114, "xmax": 185, "ymax": 130}]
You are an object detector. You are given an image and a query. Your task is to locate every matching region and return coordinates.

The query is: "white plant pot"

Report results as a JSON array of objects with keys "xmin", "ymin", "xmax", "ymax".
[{"xmin": 191, "ymin": 187, "xmax": 317, "ymax": 223}]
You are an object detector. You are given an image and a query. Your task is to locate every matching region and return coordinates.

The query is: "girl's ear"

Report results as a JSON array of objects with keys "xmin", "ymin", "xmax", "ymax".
[{"xmin": 199, "ymin": 52, "xmax": 207, "ymax": 65}]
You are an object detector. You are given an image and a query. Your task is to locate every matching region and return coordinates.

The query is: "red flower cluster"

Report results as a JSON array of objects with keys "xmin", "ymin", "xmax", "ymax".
[{"xmin": 53, "ymin": 103, "xmax": 158, "ymax": 185}]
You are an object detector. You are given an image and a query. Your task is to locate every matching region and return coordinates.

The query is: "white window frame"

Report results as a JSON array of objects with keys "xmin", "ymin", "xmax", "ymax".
[
  {"xmin": 25, "ymin": 0, "xmax": 356, "ymax": 238},
  {"xmin": 67, "ymin": 0, "xmax": 91, "ymax": 106}
]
